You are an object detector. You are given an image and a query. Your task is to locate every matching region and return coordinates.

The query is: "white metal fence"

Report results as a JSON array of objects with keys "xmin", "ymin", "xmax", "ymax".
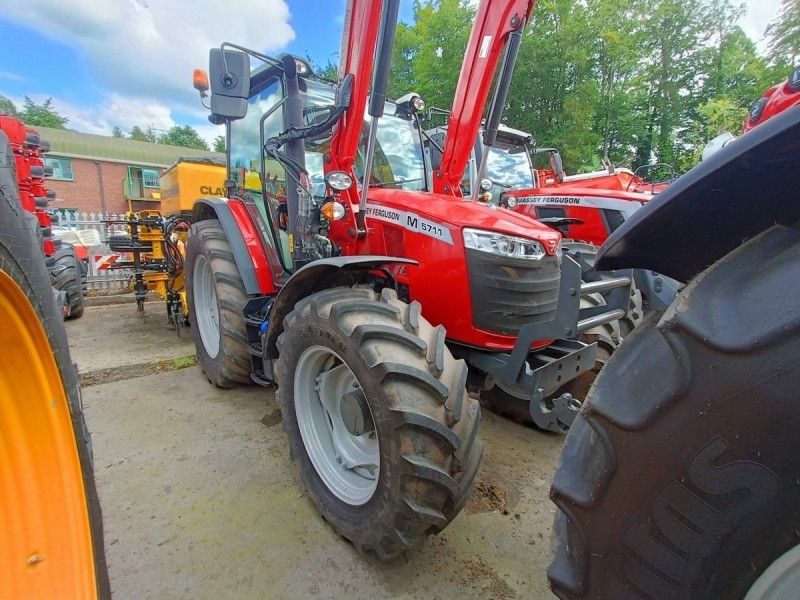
[{"xmin": 53, "ymin": 210, "xmax": 136, "ymax": 294}]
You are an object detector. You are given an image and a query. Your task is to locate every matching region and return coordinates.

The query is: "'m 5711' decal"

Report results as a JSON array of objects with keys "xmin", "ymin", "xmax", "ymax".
[{"xmin": 364, "ymin": 204, "xmax": 453, "ymax": 244}]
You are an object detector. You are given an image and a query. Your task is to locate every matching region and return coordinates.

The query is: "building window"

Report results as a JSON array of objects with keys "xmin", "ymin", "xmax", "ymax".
[
  {"xmin": 142, "ymin": 169, "xmax": 160, "ymax": 188},
  {"xmin": 45, "ymin": 157, "xmax": 74, "ymax": 181},
  {"xmin": 126, "ymin": 166, "xmax": 162, "ymax": 199}
]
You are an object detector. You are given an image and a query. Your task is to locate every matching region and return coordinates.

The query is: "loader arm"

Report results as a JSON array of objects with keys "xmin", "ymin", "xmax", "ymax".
[
  {"xmin": 433, "ymin": 0, "xmax": 536, "ymax": 196},
  {"xmin": 324, "ymin": 0, "xmax": 384, "ymax": 211}
]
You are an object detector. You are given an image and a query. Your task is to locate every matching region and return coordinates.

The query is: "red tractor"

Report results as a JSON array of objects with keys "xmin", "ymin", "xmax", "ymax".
[
  {"xmin": 548, "ymin": 96, "xmax": 800, "ymax": 598},
  {"xmin": 0, "ymin": 114, "xmax": 85, "ymax": 319},
  {"xmin": 186, "ymin": 0, "xmax": 631, "ymax": 556},
  {"xmin": 703, "ymin": 65, "xmax": 800, "ymax": 159}
]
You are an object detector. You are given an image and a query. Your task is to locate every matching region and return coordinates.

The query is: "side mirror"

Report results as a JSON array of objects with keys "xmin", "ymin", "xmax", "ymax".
[
  {"xmin": 701, "ymin": 132, "xmax": 735, "ymax": 162},
  {"xmin": 549, "ymin": 152, "xmax": 565, "ymax": 183},
  {"xmin": 208, "ymin": 48, "xmax": 250, "ymax": 121}
]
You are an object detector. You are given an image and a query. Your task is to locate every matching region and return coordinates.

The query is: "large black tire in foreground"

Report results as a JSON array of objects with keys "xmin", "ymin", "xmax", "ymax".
[
  {"xmin": 50, "ymin": 243, "xmax": 84, "ymax": 319},
  {"xmin": 185, "ymin": 219, "xmax": 251, "ymax": 388},
  {"xmin": 0, "ymin": 130, "xmax": 109, "ymax": 598},
  {"xmin": 275, "ymin": 286, "xmax": 483, "ymax": 558},
  {"xmin": 549, "ymin": 225, "xmax": 800, "ymax": 599}
]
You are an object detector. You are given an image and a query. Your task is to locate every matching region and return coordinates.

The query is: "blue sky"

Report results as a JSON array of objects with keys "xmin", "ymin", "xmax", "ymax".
[{"xmin": 0, "ymin": 0, "xmax": 778, "ymax": 145}]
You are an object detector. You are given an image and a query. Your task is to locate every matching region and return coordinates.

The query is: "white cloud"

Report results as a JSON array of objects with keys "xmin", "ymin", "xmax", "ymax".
[
  {"xmin": 1, "ymin": 89, "xmax": 223, "ymax": 147},
  {"xmin": 0, "ymin": 0, "xmax": 295, "ymax": 110},
  {"xmin": 740, "ymin": 0, "xmax": 781, "ymax": 53},
  {"xmin": 0, "ymin": 70, "xmax": 26, "ymax": 82}
]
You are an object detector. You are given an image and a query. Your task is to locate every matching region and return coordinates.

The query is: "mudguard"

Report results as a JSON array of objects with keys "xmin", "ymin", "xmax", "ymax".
[
  {"xmin": 596, "ymin": 105, "xmax": 800, "ymax": 283},
  {"xmin": 193, "ymin": 197, "xmax": 274, "ymax": 295},
  {"xmin": 263, "ymin": 256, "xmax": 418, "ymax": 357}
]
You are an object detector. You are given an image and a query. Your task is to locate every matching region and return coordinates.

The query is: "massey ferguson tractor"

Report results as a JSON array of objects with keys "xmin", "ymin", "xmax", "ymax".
[
  {"xmin": 548, "ymin": 96, "xmax": 800, "ymax": 598},
  {"xmin": 186, "ymin": 0, "xmax": 631, "ymax": 556},
  {"xmin": 0, "ymin": 114, "xmax": 85, "ymax": 319}
]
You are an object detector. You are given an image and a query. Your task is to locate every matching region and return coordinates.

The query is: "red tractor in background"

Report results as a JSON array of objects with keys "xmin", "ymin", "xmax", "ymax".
[
  {"xmin": 185, "ymin": 0, "xmax": 632, "ymax": 557},
  {"xmin": 703, "ymin": 65, "xmax": 800, "ymax": 159},
  {"xmin": 0, "ymin": 114, "xmax": 85, "ymax": 319},
  {"xmin": 744, "ymin": 65, "xmax": 800, "ymax": 132}
]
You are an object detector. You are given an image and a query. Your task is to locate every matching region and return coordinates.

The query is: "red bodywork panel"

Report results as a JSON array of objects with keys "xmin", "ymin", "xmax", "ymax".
[
  {"xmin": 743, "ymin": 72, "xmax": 800, "ymax": 132},
  {"xmin": 0, "ymin": 116, "xmax": 55, "ymax": 255},
  {"xmin": 434, "ymin": 0, "xmax": 536, "ymax": 195},
  {"xmin": 337, "ymin": 187, "xmax": 559, "ymax": 350},
  {"xmin": 227, "ymin": 197, "xmax": 278, "ymax": 295},
  {"xmin": 504, "ymin": 185, "xmax": 650, "ymax": 247}
]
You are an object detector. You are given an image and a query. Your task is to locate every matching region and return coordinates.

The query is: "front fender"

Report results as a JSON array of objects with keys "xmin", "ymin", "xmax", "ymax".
[
  {"xmin": 596, "ymin": 106, "xmax": 800, "ymax": 283},
  {"xmin": 193, "ymin": 197, "xmax": 278, "ymax": 295},
  {"xmin": 263, "ymin": 256, "xmax": 418, "ymax": 358}
]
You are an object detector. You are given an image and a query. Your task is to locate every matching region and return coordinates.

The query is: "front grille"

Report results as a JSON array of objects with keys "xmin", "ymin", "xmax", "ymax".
[{"xmin": 466, "ymin": 249, "xmax": 561, "ymax": 336}]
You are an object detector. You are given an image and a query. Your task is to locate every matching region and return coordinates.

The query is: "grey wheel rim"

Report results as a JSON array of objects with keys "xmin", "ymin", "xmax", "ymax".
[
  {"xmin": 294, "ymin": 345, "xmax": 380, "ymax": 506},
  {"xmin": 193, "ymin": 254, "xmax": 220, "ymax": 358},
  {"xmin": 744, "ymin": 542, "xmax": 800, "ymax": 600}
]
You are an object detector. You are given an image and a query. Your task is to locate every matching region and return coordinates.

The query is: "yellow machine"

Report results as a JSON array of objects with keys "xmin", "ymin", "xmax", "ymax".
[
  {"xmin": 159, "ymin": 157, "xmax": 226, "ymax": 215},
  {"xmin": 106, "ymin": 158, "xmax": 227, "ymax": 331}
]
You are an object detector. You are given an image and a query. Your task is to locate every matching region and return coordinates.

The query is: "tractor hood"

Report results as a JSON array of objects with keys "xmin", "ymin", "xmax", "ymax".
[{"xmin": 367, "ymin": 187, "xmax": 561, "ymax": 251}]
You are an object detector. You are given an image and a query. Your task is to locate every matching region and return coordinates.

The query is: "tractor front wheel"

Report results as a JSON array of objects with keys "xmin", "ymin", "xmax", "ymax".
[{"xmin": 275, "ymin": 286, "xmax": 483, "ymax": 558}]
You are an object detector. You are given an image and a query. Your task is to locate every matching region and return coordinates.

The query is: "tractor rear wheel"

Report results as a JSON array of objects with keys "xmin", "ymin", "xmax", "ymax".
[
  {"xmin": 275, "ymin": 287, "xmax": 483, "ymax": 558},
  {"xmin": 0, "ymin": 130, "xmax": 109, "ymax": 598},
  {"xmin": 185, "ymin": 219, "xmax": 251, "ymax": 388},
  {"xmin": 50, "ymin": 243, "xmax": 84, "ymax": 319},
  {"xmin": 549, "ymin": 225, "xmax": 800, "ymax": 599}
]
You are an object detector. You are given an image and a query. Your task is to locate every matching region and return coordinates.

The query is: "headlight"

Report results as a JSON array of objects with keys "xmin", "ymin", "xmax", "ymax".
[
  {"xmin": 325, "ymin": 170, "xmax": 353, "ymax": 191},
  {"xmin": 462, "ymin": 228, "xmax": 545, "ymax": 260},
  {"xmin": 505, "ymin": 195, "xmax": 517, "ymax": 208}
]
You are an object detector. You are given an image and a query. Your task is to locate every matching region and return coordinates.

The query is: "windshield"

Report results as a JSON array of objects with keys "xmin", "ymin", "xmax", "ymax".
[
  {"xmin": 231, "ymin": 79, "xmax": 426, "ymax": 195},
  {"xmin": 485, "ymin": 142, "xmax": 534, "ymax": 192}
]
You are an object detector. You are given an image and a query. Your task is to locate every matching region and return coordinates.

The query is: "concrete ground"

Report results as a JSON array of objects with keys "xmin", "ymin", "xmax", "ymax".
[{"xmin": 67, "ymin": 304, "xmax": 563, "ymax": 599}]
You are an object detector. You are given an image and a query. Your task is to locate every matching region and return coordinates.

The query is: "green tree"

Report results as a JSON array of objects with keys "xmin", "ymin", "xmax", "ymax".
[
  {"xmin": 129, "ymin": 125, "xmax": 158, "ymax": 143},
  {"xmin": 388, "ymin": 0, "xmax": 475, "ymax": 110},
  {"xmin": 213, "ymin": 135, "xmax": 226, "ymax": 153},
  {"xmin": 20, "ymin": 96, "xmax": 68, "ymax": 129},
  {"xmin": 681, "ymin": 96, "xmax": 748, "ymax": 169},
  {"xmin": 767, "ymin": 0, "xmax": 800, "ymax": 65},
  {"xmin": 111, "ymin": 126, "xmax": 124, "ymax": 138},
  {"xmin": 158, "ymin": 125, "xmax": 210, "ymax": 150},
  {"xmin": 0, "ymin": 95, "xmax": 17, "ymax": 117},
  {"xmin": 506, "ymin": 0, "xmax": 601, "ymax": 171}
]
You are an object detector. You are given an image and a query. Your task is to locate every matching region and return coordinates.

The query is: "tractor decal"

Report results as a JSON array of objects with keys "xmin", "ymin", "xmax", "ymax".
[{"xmin": 364, "ymin": 203, "xmax": 454, "ymax": 244}]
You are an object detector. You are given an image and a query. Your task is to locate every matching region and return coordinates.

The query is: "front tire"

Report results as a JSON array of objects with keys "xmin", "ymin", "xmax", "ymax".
[
  {"xmin": 549, "ymin": 225, "xmax": 800, "ymax": 599},
  {"xmin": 275, "ymin": 287, "xmax": 483, "ymax": 558},
  {"xmin": 185, "ymin": 220, "xmax": 250, "ymax": 388},
  {"xmin": 50, "ymin": 243, "xmax": 84, "ymax": 319}
]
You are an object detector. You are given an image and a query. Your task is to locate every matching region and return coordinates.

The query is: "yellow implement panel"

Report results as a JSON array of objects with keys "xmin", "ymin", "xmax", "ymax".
[{"xmin": 159, "ymin": 158, "xmax": 226, "ymax": 215}]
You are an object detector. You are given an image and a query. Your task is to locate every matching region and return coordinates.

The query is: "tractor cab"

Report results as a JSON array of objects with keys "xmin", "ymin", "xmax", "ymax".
[{"xmin": 204, "ymin": 53, "xmax": 432, "ymax": 274}]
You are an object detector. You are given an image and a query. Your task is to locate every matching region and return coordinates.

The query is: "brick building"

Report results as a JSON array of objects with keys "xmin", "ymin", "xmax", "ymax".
[{"xmin": 37, "ymin": 126, "xmax": 223, "ymax": 213}]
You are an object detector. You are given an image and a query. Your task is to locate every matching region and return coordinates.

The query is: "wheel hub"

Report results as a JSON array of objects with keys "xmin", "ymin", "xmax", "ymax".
[
  {"xmin": 192, "ymin": 254, "xmax": 220, "ymax": 358},
  {"xmin": 339, "ymin": 388, "xmax": 375, "ymax": 437}
]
